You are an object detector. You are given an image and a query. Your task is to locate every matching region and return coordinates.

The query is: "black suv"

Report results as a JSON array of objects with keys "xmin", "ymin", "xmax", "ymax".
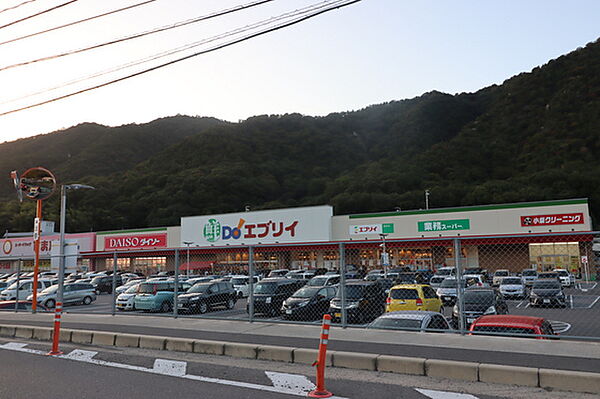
[
  {"xmin": 328, "ymin": 280, "xmax": 387, "ymax": 324},
  {"xmin": 91, "ymin": 275, "xmax": 122, "ymax": 294},
  {"xmin": 529, "ymin": 279, "xmax": 566, "ymax": 308},
  {"xmin": 452, "ymin": 287, "xmax": 508, "ymax": 328},
  {"xmin": 281, "ymin": 286, "xmax": 337, "ymax": 321},
  {"xmin": 177, "ymin": 281, "xmax": 237, "ymax": 314},
  {"xmin": 248, "ymin": 278, "xmax": 302, "ymax": 317}
]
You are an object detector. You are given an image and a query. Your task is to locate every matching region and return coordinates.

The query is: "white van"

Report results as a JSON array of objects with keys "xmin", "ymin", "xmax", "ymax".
[{"xmin": 0, "ymin": 279, "xmax": 54, "ymax": 301}]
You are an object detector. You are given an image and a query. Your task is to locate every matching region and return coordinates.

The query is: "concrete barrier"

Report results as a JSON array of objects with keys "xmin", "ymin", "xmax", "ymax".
[
  {"xmin": 333, "ymin": 351, "xmax": 377, "ymax": 371},
  {"xmin": 479, "ymin": 363, "xmax": 538, "ymax": 387},
  {"xmin": 165, "ymin": 338, "xmax": 194, "ymax": 352},
  {"xmin": 58, "ymin": 328, "xmax": 73, "ymax": 342},
  {"xmin": 539, "ymin": 368, "xmax": 600, "ymax": 394},
  {"xmin": 377, "ymin": 355, "xmax": 425, "ymax": 375},
  {"xmin": 0, "ymin": 325, "xmax": 16, "ymax": 337},
  {"xmin": 115, "ymin": 333, "xmax": 140, "ymax": 348},
  {"xmin": 32, "ymin": 327, "xmax": 53, "ymax": 341},
  {"xmin": 139, "ymin": 335, "xmax": 166, "ymax": 350},
  {"xmin": 92, "ymin": 332, "xmax": 116, "ymax": 346},
  {"xmin": 70, "ymin": 330, "xmax": 93, "ymax": 344},
  {"xmin": 14, "ymin": 326, "xmax": 34, "ymax": 339},
  {"xmin": 257, "ymin": 345, "xmax": 293, "ymax": 363},
  {"xmin": 293, "ymin": 348, "xmax": 332, "ymax": 366},
  {"xmin": 194, "ymin": 339, "xmax": 225, "ymax": 356},
  {"xmin": 425, "ymin": 359, "xmax": 479, "ymax": 382},
  {"xmin": 224, "ymin": 343, "xmax": 257, "ymax": 359}
]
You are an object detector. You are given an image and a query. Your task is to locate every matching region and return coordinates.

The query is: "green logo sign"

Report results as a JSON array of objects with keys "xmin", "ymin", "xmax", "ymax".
[
  {"xmin": 382, "ymin": 223, "xmax": 394, "ymax": 233},
  {"xmin": 418, "ymin": 219, "xmax": 470, "ymax": 232},
  {"xmin": 203, "ymin": 218, "xmax": 221, "ymax": 242}
]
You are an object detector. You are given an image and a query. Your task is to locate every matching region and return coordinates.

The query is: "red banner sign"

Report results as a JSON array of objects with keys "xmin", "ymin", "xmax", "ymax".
[
  {"xmin": 521, "ymin": 213, "xmax": 584, "ymax": 227},
  {"xmin": 105, "ymin": 233, "xmax": 167, "ymax": 250}
]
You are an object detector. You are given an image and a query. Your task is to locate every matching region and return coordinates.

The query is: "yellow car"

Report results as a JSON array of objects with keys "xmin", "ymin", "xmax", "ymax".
[{"xmin": 386, "ymin": 284, "xmax": 443, "ymax": 313}]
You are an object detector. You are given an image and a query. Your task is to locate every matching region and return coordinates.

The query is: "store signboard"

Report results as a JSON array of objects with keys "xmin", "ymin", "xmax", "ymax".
[
  {"xmin": 104, "ymin": 233, "xmax": 167, "ymax": 250},
  {"xmin": 418, "ymin": 219, "xmax": 470, "ymax": 232},
  {"xmin": 349, "ymin": 223, "xmax": 394, "ymax": 235},
  {"xmin": 0, "ymin": 233, "xmax": 95, "ymax": 258},
  {"xmin": 181, "ymin": 206, "xmax": 332, "ymax": 246},
  {"xmin": 520, "ymin": 213, "xmax": 584, "ymax": 227}
]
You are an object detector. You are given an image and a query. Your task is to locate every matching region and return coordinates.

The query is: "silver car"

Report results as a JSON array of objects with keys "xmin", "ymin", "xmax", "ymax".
[{"xmin": 28, "ymin": 282, "xmax": 96, "ymax": 308}]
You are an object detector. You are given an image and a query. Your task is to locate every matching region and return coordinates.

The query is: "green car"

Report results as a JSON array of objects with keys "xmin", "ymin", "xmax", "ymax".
[{"xmin": 134, "ymin": 281, "xmax": 191, "ymax": 312}]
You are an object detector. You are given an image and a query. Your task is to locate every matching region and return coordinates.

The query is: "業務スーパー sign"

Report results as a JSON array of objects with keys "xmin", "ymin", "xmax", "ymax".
[{"xmin": 418, "ymin": 219, "xmax": 470, "ymax": 232}]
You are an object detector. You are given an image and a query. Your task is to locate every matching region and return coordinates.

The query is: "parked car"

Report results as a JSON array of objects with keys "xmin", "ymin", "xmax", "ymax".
[
  {"xmin": 230, "ymin": 275, "xmax": 259, "ymax": 298},
  {"xmin": 492, "ymin": 270, "xmax": 510, "ymax": 286},
  {"xmin": 463, "ymin": 274, "xmax": 488, "ymax": 287},
  {"xmin": 91, "ymin": 275, "xmax": 123, "ymax": 294},
  {"xmin": 0, "ymin": 282, "xmax": 8, "ymax": 291},
  {"xmin": 29, "ymin": 282, "xmax": 96, "ymax": 308},
  {"xmin": 328, "ymin": 280, "xmax": 386, "ymax": 324},
  {"xmin": 268, "ymin": 269, "xmax": 290, "ymax": 278},
  {"xmin": 537, "ymin": 271, "xmax": 560, "ymax": 281},
  {"xmin": 521, "ymin": 269, "xmax": 538, "ymax": 286},
  {"xmin": 368, "ymin": 311, "xmax": 451, "ymax": 332},
  {"xmin": 469, "ymin": 315, "xmax": 558, "ymax": 339},
  {"xmin": 248, "ymin": 278, "xmax": 302, "ymax": 317},
  {"xmin": 177, "ymin": 281, "xmax": 237, "ymax": 314},
  {"xmin": 553, "ymin": 269, "xmax": 574, "ymax": 287},
  {"xmin": 499, "ymin": 277, "xmax": 527, "ymax": 299},
  {"xmin": 281, "ymin": 286, "xmax": 337, "ymax": 320},
  {"xmin": 415, "ymin": 269, "xmax": 435, "ymax": 283},
  {"xmin": 529, "ymin": 279, "xmax": 567, "ymax": 308},
  {"xmin": 116, "ymin": 283, "xmax": 144, "ymax": 311},
  {"xmin": 0, "ymin": 279, "xmax": 54, "ymax": 301},
  {"xmin": 386, "ymin": 284, "xmax": 443, "ymax": 313},
  {"xmin": 307, "ymin": 274, "xmax": 340, "ymax": 287},
  {"xmin": 453, "ymin": 287, "xmax": 508, "ymax": 328},
  {"xmin": 435, "ymin": 267, "xmax": 455, "ymax": 277},
  {"xmin": 115, "ymin": 278, "xmax": 146, "ymax": 294},
  {"xmin": 0, "ymin": 300, "xmax": 49, "ymax": 311},
  {"xmin": 134, "ymin": 281, "xmax": 191, "ymax": 312},
  {"xmin": 428, "ymin": 276, "xmax": 446, "ymax": 289},
  {"xmin": 435, "ymin": 277, "xmax": 467, "ymax": 305}
]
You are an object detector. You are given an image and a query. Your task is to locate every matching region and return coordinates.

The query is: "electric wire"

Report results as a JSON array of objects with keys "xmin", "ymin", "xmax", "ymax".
[
  {"xmin": 0, "ymin": 0, "xmax": 80, "ymax": 30},
  {"xmin": 0, "ymin": 0, "xmax": 38, "ymax": 15},
  {"xmin": 0, "ymin": 0, "xmax": 158, "ymax": 47},
  {"xmin": 0, "ymin": 0, "xmax": 340, "ymax": 106},
  {"xmin": 0, "ymin": 0, "xmax": 275, "ymax": 72},
  {"xmin": 0, "ymin": 0, "xmax": 361, "ymax": 117}
]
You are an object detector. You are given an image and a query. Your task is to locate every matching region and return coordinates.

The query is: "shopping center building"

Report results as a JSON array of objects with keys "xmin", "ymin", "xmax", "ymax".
[{"xmin": 0, "ymin": 198, "xmax": 596, "ymax": 277}]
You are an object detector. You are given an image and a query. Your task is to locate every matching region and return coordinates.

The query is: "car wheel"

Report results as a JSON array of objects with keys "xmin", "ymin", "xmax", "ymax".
[
  {"xmin": 198, "ymin": 302, "xmax": 208, "ymax": 314},
  {"xmin": 226, "ymin": 298, "xmax": 235, "ymax": 310},
  {"xmin": 45, "ymin": 299, "xmax": 55, "ymax": 309},
  {"xmin": 160, "ymin": 301, "xmax": 171, "ymax": 313},
  {"xmin": 82, "ymin": 296, "xmax": 92, "ymax": 305},
  {"xmin": 237, "ymin": 291, "xmax": 244, "ymax": 299},
  {"xmin": 95, "ymin": 290, "xmax": 100, "ymax": 295},
  {"xmin": 439, "ymin": 306, "xmax": 445, "ymax": 314}
]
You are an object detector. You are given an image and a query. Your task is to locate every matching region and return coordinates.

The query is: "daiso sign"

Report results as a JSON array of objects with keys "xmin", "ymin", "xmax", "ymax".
[
  {"xmin": 105, "ymin": 233, "xmax": 167, "ymax": 250},
  {"xmin": 182, "ymin": 206, "xmax": 332, "ymax": 246}
]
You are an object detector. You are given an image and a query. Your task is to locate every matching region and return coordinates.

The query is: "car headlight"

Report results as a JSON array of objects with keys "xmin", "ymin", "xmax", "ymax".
[
  {"xmin": 265, "ymin": 297, "xmax": 272, "ymax": 304},
  {"xmin": 484, "ymin": 306, "xmax": 496, "ymax": 315},
  {"xmin": 346, "ymin": 302, "xmax": 359, "ymax": 309},
  {"xmin": 452, "ymin": 304, "xmax": 458, "ymax": 316},
  {"xmin": 297, "ymin": 300, "xmax": 310, "ymax": 307}
]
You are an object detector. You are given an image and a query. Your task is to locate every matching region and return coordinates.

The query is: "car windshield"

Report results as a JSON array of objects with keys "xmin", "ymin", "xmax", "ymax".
[
  {"xmin": 495, "ymin": 271, "xmax": 509, "ymax": 276},
  {"xmin": 337, "ymin": 285, "xmax": 365, "ymax": 299},
  {"xmin": 41, "ymin": 285, "xmax": 58, "ymax": 294},
  {"xmin": 430, "ymin": 277, "xmax": 445, "ymax": 284},
  {"xmin": 7, "ymin": 282, "xmax": 19, "ymax": 290},
  {"xmin": 533, "ymin": 281, "xmax": 561, "ymax": 290},
  {"xmin": 308, "ymin": 277, "xmax": 328, "ymax": 286},
  {"xmin": 370, "ymin": 318, "xmax": 422, "ymax": 330},
  {"xmin": 464, "ymin": 291, "xmax": 494, "ymax": 305},
  {"xmin": 437, "ymin": 269, "xmax": 453, "ymax": 276},
  {"xmin": 231, "ymin": 278, "xmax": 248, "ymax": 285},
  {"xmin": 125, "ymin": 285, "xmax": 139, "ymax": 294},
  {"xmin": 91, "ymin": 276, "xmax": 105, "ymax": 283},
  {"xmin": 522, "ymin": 270, "xmax": 537, "ymax": 276},
  {"xmin": 137, "ymin": 284, "xmax": 156, "ymax": 294},
  {"xmin": 293, "ymin": 287, "xmax": 320, "ymax": 298},
  {"xmin": 440, "ymin": 279, "xmax": 465, "ymax": 288},
  {"xmin": 502, "ymin": 278, "xmax": 522, "ymax": 285},
  {"xmin": 390, "ymin": 288, "xmax": 419, "ymax": 300},
  {"xmin": 254, "ymin": 282, "xmax": 277, "ymax": 294},
  {"xmin": 555, "ymin": 270, "xmax": 568, "ymax": 276},
  {"xmin": 188, "ymin": 283, "xmax": 211, "ymax": 293}
]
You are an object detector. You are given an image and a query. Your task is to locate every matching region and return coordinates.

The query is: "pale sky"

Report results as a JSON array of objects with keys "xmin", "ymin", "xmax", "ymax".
[{"xmin": 0, "ymin": 0, "xmax": 598, "ymax": 143}]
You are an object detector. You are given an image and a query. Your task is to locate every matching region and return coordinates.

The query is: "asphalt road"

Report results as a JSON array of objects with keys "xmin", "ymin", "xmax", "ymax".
[{"xmin": 1, "ymin": 337, "xmax": 589, "ymax": 399}]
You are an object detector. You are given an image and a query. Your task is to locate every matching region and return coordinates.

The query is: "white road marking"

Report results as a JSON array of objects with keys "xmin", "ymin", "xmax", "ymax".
[
  {"xmin": 0, "ymin": 342, "xmax": 348, "ymax": 398},
  {"xmin": 589, "ymin": 296, "xmax": 600, "ymax": 309},
  {"xmin": 570, "ymin": 295, "xmax": 573, "ymax": 309},
  {"xmin": 153, "ymin": 359, "xmax": 187, "ymax": 377},
  {"xmin": 416, "ymin": 388, "xmax": 479, "ymax": 399},
  {"xmin": 265, "ymin": 371, "xmax": 316, "ymax": 394},
  {"xmin": 549, "ymin": 321, "xmax": 571, "ymax": 334}
]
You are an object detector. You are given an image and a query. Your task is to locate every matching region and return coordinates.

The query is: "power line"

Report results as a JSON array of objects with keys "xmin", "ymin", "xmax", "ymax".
[
  {"xmin": 0, "ymin": 0, "xmax": 158, "ymax": 47},
  {"xmin": 0, "ymin": 0, "xmax": 80, "ymax": 30},
  {"xmin": 0, "ymin": 0, "xmax": 275, "ymax": 72},
  {"xmin": 0, "ymin": 0, "xmax": 362, "ymax": 117},
  {"xmin": 0, "ymin": 0, "xmax": 38, "ymax": 15}
]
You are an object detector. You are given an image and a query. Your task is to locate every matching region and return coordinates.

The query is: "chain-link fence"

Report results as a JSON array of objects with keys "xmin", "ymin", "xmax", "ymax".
[{"xmin": 1, "ymin": 233, "xmax": 599, "ymax": 340}]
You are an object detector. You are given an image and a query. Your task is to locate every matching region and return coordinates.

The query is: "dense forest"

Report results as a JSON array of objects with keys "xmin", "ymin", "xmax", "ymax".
[{"xmin": 1, "ymin": 39, "xmax": 599, "ymax": 233}]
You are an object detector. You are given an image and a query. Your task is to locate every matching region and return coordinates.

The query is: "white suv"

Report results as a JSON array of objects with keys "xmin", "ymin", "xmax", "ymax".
[
  {"xmin": 553, "ymin": 269, "xmax": 574, "ymax": 287},
  {"xmin": 0, "ymin": 279, "xmax": 54, "ymax": 301}
]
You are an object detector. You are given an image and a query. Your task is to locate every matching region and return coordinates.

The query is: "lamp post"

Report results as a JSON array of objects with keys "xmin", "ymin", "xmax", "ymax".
[
  {"xmin": 380, "ymin": 233, "xmax": 389, "ymax": 277},
  {"xmin": 425, "ymin": 189, "xmax": 430, "ymax": 210},
  {"xmin": 183, "ymin": 241, "xmax": 193, "ymax": 277},
  {"xmin": 49, "ymin": 183, "xmax": 94, "ymax": 356}
]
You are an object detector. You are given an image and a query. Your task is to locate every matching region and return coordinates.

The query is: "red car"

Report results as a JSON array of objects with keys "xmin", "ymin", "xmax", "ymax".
[
  {"xmin": 469, "ymin": 315, "xmax": 558, "ymax": 339},
  {"xmin": 0, "ymin": 300, "xmax": 49, "ymax": 312}
]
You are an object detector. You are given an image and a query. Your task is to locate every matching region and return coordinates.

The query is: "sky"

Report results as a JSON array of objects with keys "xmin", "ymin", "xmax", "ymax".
[{"xmin": 0, "ymin": 0, "xmax": 598, "ymax": 143}]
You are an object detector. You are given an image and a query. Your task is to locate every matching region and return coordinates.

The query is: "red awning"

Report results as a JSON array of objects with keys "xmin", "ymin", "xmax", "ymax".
[{"xmin": 179, "ymin": 261, "xmax": 214, "ymax": 271}]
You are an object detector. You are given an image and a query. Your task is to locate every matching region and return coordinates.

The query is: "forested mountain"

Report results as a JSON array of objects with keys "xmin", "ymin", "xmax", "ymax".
[{"xmin": 1, "ymin": 39, "xmax": 599, "ymax": 233}]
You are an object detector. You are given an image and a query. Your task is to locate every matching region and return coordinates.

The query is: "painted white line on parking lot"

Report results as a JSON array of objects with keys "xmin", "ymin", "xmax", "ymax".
[
  {"xmin": 416, "ymin": 388, "xmax": 479, "ymax": 398},
  {"xmin": 589, "ymin": 296, "xmax": 600, "ymax": 309},
  {"xmin": 549, "ymin": 321, "xmax": 571, "ymax": 334},
  {"xmin": 570, "ymin": 295, "xmax": 573, "ymax": 309},
  {"xmin": 0, "ymin": 342, "xmax": 348, "ymax": 398},
  {"xmin": 265, "ymin": 371, "xmax": 316, "ymax": 394}
]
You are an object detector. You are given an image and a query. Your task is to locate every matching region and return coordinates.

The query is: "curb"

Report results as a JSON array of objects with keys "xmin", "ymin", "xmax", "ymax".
[{"xmin": 1, "ymin": 323, "xmax": 599, "ymax": 394}]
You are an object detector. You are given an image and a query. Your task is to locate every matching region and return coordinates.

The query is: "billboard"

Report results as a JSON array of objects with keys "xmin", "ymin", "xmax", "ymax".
[
  {"xmin": 0, "ymin": 233, "xmax": 95, "ymax": 258},
  {"xmin": 181, "ymin": 205, "xmax": 332, "ymax": 246}
]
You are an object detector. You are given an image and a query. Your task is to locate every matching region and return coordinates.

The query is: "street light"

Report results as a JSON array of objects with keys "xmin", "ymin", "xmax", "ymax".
[
  {"xmin": 49, "ymin": 183, "xmax": 94, "ymax": 356},
  {"xmin": 183, "ymin": 241, "xmax": 194, "ymax": 277},
  {"xmin": 379, "ymin": 233, "xmax": 389, "ymax": 278}
]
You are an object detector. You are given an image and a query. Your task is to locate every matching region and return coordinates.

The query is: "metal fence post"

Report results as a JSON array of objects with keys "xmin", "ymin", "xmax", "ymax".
[
  {"xmin": 339, "ymin": 242, "xmax": 347, "ymax": 328},
  {"xmin": 174, "ymin": 249, "xmax": 179, "ymax": 318},
  {"xmin": 248, "ymin": 246, "xmax": 254, "ymax": 323},
  {"xmin": 454, "ymin": 238, "xmax": 465, "ymax": 335},
  {"xmin": 15, "ymin": 258, "xmax": 21, "ymax": 313},
  {"xmin": 111, "ymin": 252, "xmax": 117, "ymax": 316}
]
